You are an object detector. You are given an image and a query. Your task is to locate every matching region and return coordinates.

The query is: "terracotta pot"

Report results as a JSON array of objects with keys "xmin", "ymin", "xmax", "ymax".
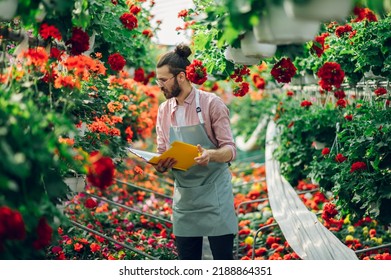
[
  {"xmin": 0, "ymin": 0, "xmax": 18, "ymax": 21},
  {"xmin": 253, "ymin": 1, "xmax": 320, "ymax": 45},
  {"xmin": 284, "ymin": 0, "xmax": 354, "ymax": 22},
  {"xmin": 224, "ymin": 46, "xmax": 260, "ymax": 65},
  {"xmin": 240, "ymin": 31, "xmax": 277, "ymax": 58}
]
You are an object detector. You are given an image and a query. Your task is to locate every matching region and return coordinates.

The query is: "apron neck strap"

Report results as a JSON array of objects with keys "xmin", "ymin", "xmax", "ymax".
[{"xmin": 195, "ymin": 89, "xmax": 204, "ymax": 124}]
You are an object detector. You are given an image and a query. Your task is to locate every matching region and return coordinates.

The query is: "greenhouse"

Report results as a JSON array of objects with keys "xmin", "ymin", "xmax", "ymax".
[{"xmin": 0, "ymin": 0, "xmax": 390, "ymax": 272}]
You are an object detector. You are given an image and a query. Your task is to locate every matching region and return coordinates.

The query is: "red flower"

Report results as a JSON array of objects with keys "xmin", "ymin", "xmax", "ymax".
[
  {"xmin": 334, "ymin": 90, "xmax": 346, "ymax": 99},
  {"xmin": 134, "ymin": 67, "xmax": 145, "ymax": 82},
  {"xmin": 374, "ymin": 87, "xmax": 387, "ymax": 96},
  {"xmin": 321, "ymin": 148, "xmax": 330, "ymax": 155},
  {"xmin": 353, "ymin": 7, "xmax": 377, "ymax": 22},
  {"xmin": 108, "ymin": 53, "xmax": 126, "ymax": 72},
  {"xmin": 84, "ymin": 198, "xmax": 98, "ymax": 209},
  {"xmin": 350, "ymin": 161, "xmax": 367, "ymax": 173},
  {"xmin": 252, "ymin": 74, "xmax": 265, "ymax": 89},
  {"xmin": 322, "ymin": 203, "xmax": 338, "ymax": 221},
  {"xmin": 39, "ymin": 23, "xmax": 62, "ymax": 40},
  {"xmin": 66, "ymin": 28, "xmax": 90, "ymax": 56},
  {"xmin": 335, "ymin": 24, "xmax": 352, "ymax": 37},
  {"xmin": 335, "ymin": 154, "xmax": 347, "ymax": 163},
  {"xmin": 287, "ymin": 90, "xmax": 294, "ymax": 97},
  {"xmin": 0, "ymin": 206, "xmax": 26, "ymax": 240},
  {"xmin": 300, "ymin": 100, "xmax": 312, "ymax": 107},
  {"xmin": 120, "ymin": 13, "xmax": 138, "ymax": 31},
  {"xmin": 178, "ymin": 9, "xmax": 188, "ymax": 18},
  {"xmin": 317, "ymin": 62, "xmax": 345, "ymax": 91},
  {"xmin": 142, "ymin": 29, "xmax": 153, "ymax": 38},
  {"xmin": 336, "ymin": 99, "xmax": 347, "ymax": 108},
  {"xmin": 311, "ymin": 32, "xmax": 329, "ymax": 57},
  {"xmin": 87, "ymin": 151, "xmax": 115, "ymax": 189},
  {"xmin": 271, "ymin": 58, "xmax": 297, "ymax": 83},
  {"xmin": 233, "ymin": 82, "xmax": 249, "ymax": 97},
  {"xmin": 130, "ymin": 5, "xmax": 141, "ymax": 15},
  {"xmin": 50, "ymin": 47, "xmax": 63, "ymax": 60},
  {"xmin": 32, "ymin": 217, "xmax": 53, "ymax": 250},
  {"xmin": 344, "ymin": 114, "xmax": 353, "ymax": 121},
  {"xmin": 186, "ymin": 59, "xmax": 208, "ymax": 85}
]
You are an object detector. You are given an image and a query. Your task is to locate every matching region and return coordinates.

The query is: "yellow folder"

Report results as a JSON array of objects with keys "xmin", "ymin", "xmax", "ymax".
[{"xmin": 127, "ymin": 141, "xmax": 199, "ymax": 171}]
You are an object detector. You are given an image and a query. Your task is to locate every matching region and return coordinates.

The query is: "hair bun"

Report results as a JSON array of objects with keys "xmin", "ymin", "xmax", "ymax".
[{"xmin": 175, "ymin": 44, "xmax": 192, "ymax": 58}]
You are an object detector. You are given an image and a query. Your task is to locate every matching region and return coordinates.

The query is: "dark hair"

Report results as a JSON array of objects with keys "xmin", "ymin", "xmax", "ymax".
[{"xmin": 157, "ymin": 44, "xmax": 192, "ymax": 75}]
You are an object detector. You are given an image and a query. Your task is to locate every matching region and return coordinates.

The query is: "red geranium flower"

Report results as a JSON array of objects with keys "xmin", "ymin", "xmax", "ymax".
[
  {"xmin": 374, "ymin": 87, "xmax": 387, "ymax": 96},
  {"xmin": 271, "ymin": 57, "xmax": 297, "ymax": 83},
  {"xmin": 84, "ymin": 198, "xmax": 98, "ymax": 209},
  {"xmin": 300, "ymin": 100, "xmax": 312, "ymax": 107},
  {"xmin": 39, "ymin": 23, "xmax": 62, "ymax": 41},
  {"xmin": 344, "ymin": 114, "xmax": 353, "ymax": 121},
  {"xmin": 130, "ymin": 5, "xmax": 141, "ymax": 15},
  {"xmin": 335, "ymin": 153, "xmax": 347, "ymax": 163},
  {"xmin": 317, "ymin": 62, "xmax": 345, "ymax": 91},
  {"xmin": 311, "ymin": 32, "xmax": 329, "ymax": 57},
  {"xmin": 350, "ymin": 161, "xmax": 367, "ymax": 173},
  {"xmin": 87, "ymin": 151, "xmax": 115, "ymax": 189},
  {"xmin": 186, "ymin": 59, "xmax": 207, "ymax": 85},
  {"xmin": 32, "ymin": 217, "xmax": 53, "ymax": 250},
  {"xmin": 134, "ymin": 67, "xmax": 145, "ymax": 82},
  {"xmin": 120, "ymin": 13, "xmax": 138, "ymax": 31},
  {"xmin": 66, "ymin": 28, "xmax": 90, "ymax": 56},
  {"xmin": 233, "ymin": 82, "xmax": 249, "ymax": 97},
  {"xmin": 334, "ymin": 90, "xmax": 346, "ymax": 99},
  {"xmin": 252, "ymin": 74, "xmax": 266, "ymax": 89},
  {"xmin": 0, "ymin": 206, "xmax": 26, "ymax": 240},
  {"xmin": 108, "ymin": 53, "xmax": 126, "ymax": 71},
  {"xmin": 336, "ymin": 99, "xmax": 347, "ymax": 108},
  {"xmin": 321, "ymin": 148, "xmax": 330, "ymax": 155}
]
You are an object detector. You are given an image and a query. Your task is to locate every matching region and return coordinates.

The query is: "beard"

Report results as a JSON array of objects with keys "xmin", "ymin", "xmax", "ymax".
[{"xmin": 164, "ymin": 78, "xmax": 181, "ymax": 99}]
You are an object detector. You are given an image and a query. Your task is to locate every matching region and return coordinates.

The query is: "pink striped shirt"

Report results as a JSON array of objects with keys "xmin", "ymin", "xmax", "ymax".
[{"xmin": 156, "ymin": 87, "xmax": 237, "ymax": 161}]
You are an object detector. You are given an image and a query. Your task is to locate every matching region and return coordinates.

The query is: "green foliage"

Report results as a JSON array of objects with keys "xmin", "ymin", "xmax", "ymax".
[{"xmin": 310, "ymin": 100, "xmax": 391, "ymax": 224}]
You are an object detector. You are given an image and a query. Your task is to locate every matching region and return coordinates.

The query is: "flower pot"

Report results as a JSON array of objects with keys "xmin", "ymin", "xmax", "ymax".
[
  {"xmin": 224, "ymin": 46, "xmax": 260, "ymax": 65},
  {"xmin": 283, "ymin": 0, "xmax": 353, "ymax": 22},
  {"xmin": 0, "ymin": 0, "xmax": 18, "ymax": 21},
  {"xmin": 240, "ymin": 31, "xmax": 277, "ymax": 58},
  {"xmin": 63, "ymin": 175, "xmax": 86, "ymax": 193},
  {"xmin": 253, "ymin": 1, "xmax": 320, "ymax": 45}
]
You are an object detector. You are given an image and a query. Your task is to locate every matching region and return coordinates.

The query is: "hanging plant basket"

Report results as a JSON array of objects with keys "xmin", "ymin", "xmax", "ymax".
[
  {"xmin": 0, "ymin": 0, "xmax": 18, "ymax": 21},
  {"xmin": 240, "ymin": 31, "xmax": 277, "ymax": 59},
  {"xmin": 253, "ymin": 1, "xmax": 320, "ymax": 45},
  {"xmin": 224, "ymin": 46, "xmax": 260, "ymax": 65},
  {"xmin": 63, "ymin": 174, "xmax": 86, "ymax": 193},
  {"xmin": 283, "ymin": 0, "xmax": 354, "ymax": 22}
]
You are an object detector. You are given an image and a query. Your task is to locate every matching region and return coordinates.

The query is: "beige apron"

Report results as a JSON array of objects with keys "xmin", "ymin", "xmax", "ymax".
[{"xmin": 170, "ymin": 90, "xmax": 238, "ymax": 236}]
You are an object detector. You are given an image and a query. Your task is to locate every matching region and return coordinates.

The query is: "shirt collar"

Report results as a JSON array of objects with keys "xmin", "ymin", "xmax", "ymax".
[{"xmin": 169, "ymin": 86, "xmax": 196, "ymax": 112}]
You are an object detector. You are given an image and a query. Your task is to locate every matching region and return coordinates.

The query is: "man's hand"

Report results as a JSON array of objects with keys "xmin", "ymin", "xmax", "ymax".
[
  {"xmin": 154, "ymin": 157, "xmax": 177, "ymax": 173},
  {"xmin": 194, "ymin": 144, "xmax": 210, "ymax": 166}
]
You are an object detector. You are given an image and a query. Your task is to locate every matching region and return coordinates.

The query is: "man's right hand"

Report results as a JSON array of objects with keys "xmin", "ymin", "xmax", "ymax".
[{"xmin": 154, "ymin": 157, "xmax": 177, "ymax": 173}]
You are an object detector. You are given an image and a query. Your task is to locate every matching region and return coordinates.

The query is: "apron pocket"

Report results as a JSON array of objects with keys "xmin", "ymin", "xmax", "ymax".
[{"xmin": 174, "ymin": 182, "xmax": 219, "ymax": 212}]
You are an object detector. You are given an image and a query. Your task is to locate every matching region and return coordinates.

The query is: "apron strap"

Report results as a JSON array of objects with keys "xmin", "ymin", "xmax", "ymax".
[{"xmin": 195, "ymin": 90, "xmax": 204, "ymax": 124}]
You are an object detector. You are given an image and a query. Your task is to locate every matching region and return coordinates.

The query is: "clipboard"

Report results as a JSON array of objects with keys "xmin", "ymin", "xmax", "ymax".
[{"xmin": 127, "ymin": 141, "xmax": 199, "ymax": 171}]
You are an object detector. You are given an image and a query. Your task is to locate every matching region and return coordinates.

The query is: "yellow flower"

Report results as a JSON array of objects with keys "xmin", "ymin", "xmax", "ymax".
[
  {"xmin": 347, "ymin": 225, "xmax": 355, "ymax": 233},
  {"xmin": 345, "ymin": 235, "xmax": 354, "ymax": 242},
  {"xmin": 244, "ymin": 236, "xmax": 254, "ymax": 245},
  {"xmin": 343, "ymin": 214, "xmax": 351, "ymax": 224}
]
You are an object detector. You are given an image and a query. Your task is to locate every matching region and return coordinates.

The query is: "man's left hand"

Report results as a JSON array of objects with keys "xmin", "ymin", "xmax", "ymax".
[{"xmin": 195, "ymin": 144, "xmax": 210, "ymax": 166}]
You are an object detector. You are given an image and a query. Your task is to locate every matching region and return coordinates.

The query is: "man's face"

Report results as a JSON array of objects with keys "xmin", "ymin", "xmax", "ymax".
[{"xmin": 156, "ymin": 66, "xmax": 181, "ymax": 99}]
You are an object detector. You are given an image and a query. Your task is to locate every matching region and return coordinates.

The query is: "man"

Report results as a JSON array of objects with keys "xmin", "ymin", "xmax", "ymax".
[{"xmin": 154, "ymin": 44, "xmax": 238, "ymax": 260}]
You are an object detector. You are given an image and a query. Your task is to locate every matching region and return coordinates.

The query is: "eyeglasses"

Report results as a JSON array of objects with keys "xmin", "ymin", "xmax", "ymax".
[{"xmin": 155, "ymin": 74, "xmax": 178, "ymax": 87}]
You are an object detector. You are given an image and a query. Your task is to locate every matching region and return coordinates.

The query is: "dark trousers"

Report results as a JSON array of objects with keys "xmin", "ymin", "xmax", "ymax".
[{"xmin": 175, "ymin": 234, "xmax": 235, "ymax": 260}]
